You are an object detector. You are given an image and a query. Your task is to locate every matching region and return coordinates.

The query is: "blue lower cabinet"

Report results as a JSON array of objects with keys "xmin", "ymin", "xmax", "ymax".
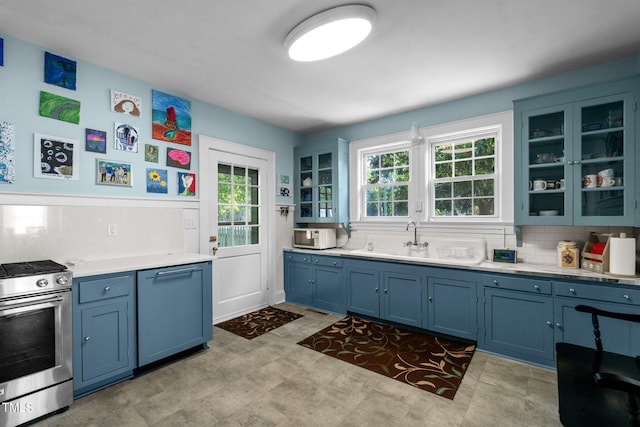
[
  {"xmin": 382, "ymin": 269, "xmax": 423, "ymax": 327},
  {"xmin": 72, "ymin": 272, "xmax": 136, "ymax": 398},
  {"xmin": 137, "ymin": 262, "xmax": 212, "ymax": 366},
  {"xmin": 554, "ymin": 280, "xmax": 640, "ymax": 356},
  {"xmin": 345, "ymin": 259, "xmax": 423, "ymax": 327},
  {"xmin": 284, "ymin": 251, "xmax": 345, "ymax": 314},
  {"xmin": 345, "ymin": 261, "xmax": 380, "ymax": 317},
  {"xmin": 426, "ymin": 273, "xmax": 478, "ymax": 340},
  {"xmin": 484, "ymin": 287, "xmax": 555, "ymax": 365}
]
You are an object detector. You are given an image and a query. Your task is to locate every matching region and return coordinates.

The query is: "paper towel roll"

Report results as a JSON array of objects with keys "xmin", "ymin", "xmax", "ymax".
[{"xmin": 609, "ymin": 236, "xmax": 636, "ymax": 277}]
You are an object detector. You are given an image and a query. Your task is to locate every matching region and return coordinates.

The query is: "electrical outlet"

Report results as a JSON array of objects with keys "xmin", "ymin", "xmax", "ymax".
[{"xmin": 107, "ymin": 223, "xmax": 118, "ymax": 236}]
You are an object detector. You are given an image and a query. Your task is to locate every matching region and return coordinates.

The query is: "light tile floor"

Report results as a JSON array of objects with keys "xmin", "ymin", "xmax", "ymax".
[{"xmin": 39, "ymin": 303, "xmax": 562, "ymax": 426}]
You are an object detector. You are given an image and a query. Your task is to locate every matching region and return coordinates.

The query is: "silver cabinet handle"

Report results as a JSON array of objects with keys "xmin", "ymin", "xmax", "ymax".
[
  {"xmin": 546, "ymin": 321, "xmax": 553, "ymax": 326},
  {"xmin": 156, "ymin": 267, "xmax": 196, "ymax": 277},
  {"xmin": 84, "ymin": 336, "xmax": 91, "ymax": 342},
  {"xmin": 623, "ymin": 294, "xmax": 630, "ymax": 300},
  {"xmin": 332, "ymin": 261, "xmax": 337, "ymax": 266},
  {"xmin": 569, "ymin": 288, "xmax": 576, "ymax": 293},
  {"xmin": 384, "ymin": 289, "xmax": 388, "ymax": 294},
  {"xmin": 315, "ymin": 259, "xmax": 319, "ymax": 263},
  {"xmin": 556, "ymin": 323, "xmax": 562, "ymax": 328},
  {"xmin": 375, "ymin": 287, "xmax": 379, "ymax": 293},
  {"xmin": 104, "ymin": 286, "xmax": 111, "ymax": 292},
  {"xmin": 534, "ymin": 285, "xmax": 540, "ymax": 290},
  {"xmin": 428, "ymin": 296, "xmax": 433, "ymax": 302}
]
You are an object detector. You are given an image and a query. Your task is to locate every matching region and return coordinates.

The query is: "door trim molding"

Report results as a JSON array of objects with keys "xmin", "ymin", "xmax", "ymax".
[{"xmin": 198, "ymin": 134, "xmax": 277, "ymax": 311}]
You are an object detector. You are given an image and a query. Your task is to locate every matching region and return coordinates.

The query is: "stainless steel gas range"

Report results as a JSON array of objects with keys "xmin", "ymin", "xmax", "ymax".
[{"xmin": 0, "ymin": 260, "xmax": 73, "ymax": 427}]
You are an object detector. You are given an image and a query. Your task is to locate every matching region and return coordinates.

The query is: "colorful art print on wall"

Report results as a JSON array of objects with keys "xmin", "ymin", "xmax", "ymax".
[
  {"xmin": 96, "ymin": 159, "xmax": 132, "ymax": 187},
  {"xmin": 146, "ymin": 168, "xmax": 168, "ymax": 193},
  {"xmin": 39, "ymin": 91, "xmax": 80, "ymax": 124},
  {"xmin": 114, "ymin": 122, "xmax": 139, "ymax": 152},
  {"xmin": 44, "ymin": 52, "xmax": 76, "ymax": 90},
  {"xmin": 151, "ymin": 90, "xmax": 191, "ymax": 146},
  {"xmin": 166, "ymin": 148, "xmax": 191, "ymax": 169},
  {"xmin": 110, "ymin": 90, "xmax": 141, "ymax": 117},
  {"xmin": 85, "ymin": 128, "xmax": 107, "ymax": 153},
  {"xmin": 145, "ymin": 144, "xmax": 159, "ymax": 163},
  {"xmin": 0, "ymin": 38, "xmax": 4, "ymax": 67},
  {"xmin": 178, "ymin": 172, "xmax": 196, "ymax": 196},
  {"xmin": 33, "ymin": 133, "xmax": 79, "ymax": 180},
  {"xmin": 0, "ymin": 121, "xmax": 15, "ymax": 183},
  {"xmin": 279, "ymin": 174, "xmax": 291, "ymax": 197}
]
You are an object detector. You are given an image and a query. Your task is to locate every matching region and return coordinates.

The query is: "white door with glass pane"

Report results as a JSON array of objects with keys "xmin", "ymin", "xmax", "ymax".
[{"xmin": 199, "ymin": 135, "xmax": 274, "ymax": 323}]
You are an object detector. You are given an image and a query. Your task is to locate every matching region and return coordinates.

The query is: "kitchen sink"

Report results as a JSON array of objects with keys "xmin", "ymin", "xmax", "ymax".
[{"xmin": 350, "ymin": 237, "xmax": 486, "ymax": 266}]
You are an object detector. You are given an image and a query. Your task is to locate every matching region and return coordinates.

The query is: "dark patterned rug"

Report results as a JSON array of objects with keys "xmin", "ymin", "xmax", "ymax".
[
  {"xmin": 215, "ymin": 306, "xmax": 304, "ymax": 340},
  {"xmin": 297, "ymin": 315, "xmax": 476, "ymax": 399}
]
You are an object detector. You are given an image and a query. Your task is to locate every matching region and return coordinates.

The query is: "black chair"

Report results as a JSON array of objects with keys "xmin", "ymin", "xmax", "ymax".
[{"xmin": 556, "ymin": 304, "xmax": 640, "ymax": 426}]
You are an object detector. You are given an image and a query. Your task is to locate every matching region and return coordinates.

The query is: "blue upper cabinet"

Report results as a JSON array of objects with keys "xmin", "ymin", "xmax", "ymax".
[
  {"xmin": 514, "ymin": 77, "xmax": 638, "ymax": 226},
  {"xmin": 294, "ymin": 138, "xmax": 349, "ymax": 227}
]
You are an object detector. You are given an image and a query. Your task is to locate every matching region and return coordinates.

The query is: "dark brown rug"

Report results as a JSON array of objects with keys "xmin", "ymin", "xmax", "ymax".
[
  {"xmin": 215, "ymin": 306, "xmax": 304, "ymax": 340},
  {"xmin": 297, "ymin": 315, "xmax": 476, "ymax": 399}
]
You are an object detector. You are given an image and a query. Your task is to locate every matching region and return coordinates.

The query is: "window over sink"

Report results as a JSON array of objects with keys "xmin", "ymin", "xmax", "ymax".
[{"xmin": 349, "ymin": 111, "xmax": 513, "ymax": 229}]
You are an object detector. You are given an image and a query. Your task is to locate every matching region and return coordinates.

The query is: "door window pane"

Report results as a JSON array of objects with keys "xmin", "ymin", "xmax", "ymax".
[{"xmin": 218, "ymin": 163, "xmax": 260, "ymax": 248}]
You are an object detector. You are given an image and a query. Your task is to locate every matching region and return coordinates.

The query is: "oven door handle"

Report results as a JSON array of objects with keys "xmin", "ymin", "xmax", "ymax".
[{"xmin": 0, "ymin": 295, "xmax": 64, "ymax": 312}]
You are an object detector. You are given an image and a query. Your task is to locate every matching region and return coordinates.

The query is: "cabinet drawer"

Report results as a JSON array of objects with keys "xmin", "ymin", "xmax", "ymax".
[
  {"xmin": 312, "ymin": 256, "xmax": 342, "ymax": 268},
  {"xmin": 555, "ymin": 281, "xmax": 640, "ymax": 305},
  {"xmin": 285, "ymin": 252, "xmax": 312, "ymax": 263},
  {"xmin": 483, "ymin": 274, "xmax": 551, "ymax": 294},
  {"xmin": 78, "ymin": 275, "xmax": 131, "ymax": 303}
]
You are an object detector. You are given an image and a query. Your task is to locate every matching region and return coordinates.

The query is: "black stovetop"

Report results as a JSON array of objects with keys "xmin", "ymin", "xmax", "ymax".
[{"xmin": 0, "ymin": 260, "xmax": 68, "ymax": 279}]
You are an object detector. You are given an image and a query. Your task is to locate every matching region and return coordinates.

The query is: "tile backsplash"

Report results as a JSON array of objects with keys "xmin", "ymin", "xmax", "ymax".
[
  {"xmin": 0, "ymin": 205, "xmax": 184, "ymax": 264},
  {"xmin": 342, "ymin": 225, "xmax": 639, "ymax": 270}
]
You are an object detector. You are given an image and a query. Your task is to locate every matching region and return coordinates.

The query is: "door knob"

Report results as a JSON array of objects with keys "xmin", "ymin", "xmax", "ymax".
[{"xmin": 212, "ymin": 247, "xmax": 218, "ymax": 255}]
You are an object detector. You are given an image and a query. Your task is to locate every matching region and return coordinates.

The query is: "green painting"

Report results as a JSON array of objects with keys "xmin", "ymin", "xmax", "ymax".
[{"xmin": 39, "ymin": 91, "xmax": 80, "ymax": 124}]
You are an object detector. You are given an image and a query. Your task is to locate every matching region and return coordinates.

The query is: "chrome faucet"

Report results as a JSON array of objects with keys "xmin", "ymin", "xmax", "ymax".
[
  {"xmin": 404, "ymin": 221, "xmax": 428, "ymax": 248},
  {"xmin": 406, "ymin": 221, "xmax": 417, "ymax": 246}
]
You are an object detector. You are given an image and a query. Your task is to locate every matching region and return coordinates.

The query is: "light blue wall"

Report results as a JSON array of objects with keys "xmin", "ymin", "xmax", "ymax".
[
  {"xmin": 305, "ymin": 54, "xmax": 640, "ymax": 144},
  {"xmin": 0, "ymin": 35, "xmax": 303, "ymax": 203}
]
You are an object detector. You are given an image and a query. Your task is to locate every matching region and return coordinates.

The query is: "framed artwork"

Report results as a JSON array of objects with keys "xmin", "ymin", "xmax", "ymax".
[
  {"xmin": 34, "ymin": 133, "xmax": 80, "ymax": 180},
  {"xmin": 0, "ymin": 38, "xmax": 4, "ymax": 67},
  {"xmin": 166, "ymin": 148, "xmax": 191, "ymax": 169},
  {"xmin": 152, "ymin": 90, "xmax": 191, "ymax": 145},
  {"xmin": 279, "ymin": 174, "xmax": 291, "ymax": 197},
  {"xmin": 85, "ymin": 128, "xmax": 107, "ymax": 153},
  {"xmin": 114, "ymin": 122, "xmax": 139, "ymax": 152},
  {"xmin": 178, "ymin": 172, "xmax": 196, "ymax": 196},
  {"xmin": 110, "ymin": 90, "xmax": 141, "ymax": 116},
  {"xmin": 96, "ymin": 159, "xmax": 132, "ymax": 187},
  {"xmin": 145, "ymin": 144, "xmax": 159, "ymax": 163},
  {"xmin": 39, "ymin": 91, "xmax": 80, "ymax": 124},
  {"xmin": 146, "ymin": 168, "xmax": 168, "ymax": 193},
  {"xmin": 44, "ymin": 52, "xmax": 76, "ymax": 90},
  {"xmin": 0, "ymin": 121, "xmax": 15, "ymax": 183}
]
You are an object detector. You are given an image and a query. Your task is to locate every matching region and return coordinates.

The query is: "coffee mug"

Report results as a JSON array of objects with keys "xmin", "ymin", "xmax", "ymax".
[
  {"xmin": 615, "ymin": 176, "xmax": 623, "ymax": 186},
  {"xmin": 583, "ymin": 175, "xmax": 597, "ymax": 188},
  {"xmin": 598, "ymin": 168, "xmax": 614, "ymax": 177},
  {"xmin": 533, "ymin": 179, "xmax": 547, "ymax": 191},
  {"xmin": 559, "ymin": 179, "xmax": 565, "ymax": 189},
  {"xmin": 546, "ymin": 179, "xmax": 559, "ymax": 190},
  {"xmin": 599, "ymin": 176, "xmax": 616, "ymax": 187}
]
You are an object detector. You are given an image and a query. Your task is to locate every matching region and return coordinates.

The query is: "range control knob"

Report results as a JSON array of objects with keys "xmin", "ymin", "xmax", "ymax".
[
  {"xmin": 36, "ymin": 278, "xmax": 49, "ymax": 288},
  {"xmin": 56, "ymin": 276, "xmax": 69, "ymax": 285}
]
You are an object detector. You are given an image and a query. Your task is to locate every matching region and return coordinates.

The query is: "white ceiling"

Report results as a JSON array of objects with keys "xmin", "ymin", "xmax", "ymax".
[{"xmin": 1, "ymin": 1, "xmax": 639, "ymax": 134}]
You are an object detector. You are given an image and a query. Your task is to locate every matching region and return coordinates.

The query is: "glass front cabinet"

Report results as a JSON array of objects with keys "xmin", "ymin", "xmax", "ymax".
[
  {"xmin": 294, "ymin": 138, "xmax": 349, "ymax": 226},
  {"xmin": 514, "ymin": 78, "xmax": 638, "ymax": 226}
]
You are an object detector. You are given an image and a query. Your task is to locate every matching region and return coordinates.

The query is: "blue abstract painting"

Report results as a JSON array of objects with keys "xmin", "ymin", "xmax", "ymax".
[{"xmin": 44, "ymin": 52, "xmax": 76, "ymax": 90}]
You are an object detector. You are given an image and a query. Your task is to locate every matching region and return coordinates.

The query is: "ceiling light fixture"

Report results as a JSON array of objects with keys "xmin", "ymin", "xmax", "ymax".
[{"xmin": 284, "ymin": 4, "xmax": 376, "ymax": 62}]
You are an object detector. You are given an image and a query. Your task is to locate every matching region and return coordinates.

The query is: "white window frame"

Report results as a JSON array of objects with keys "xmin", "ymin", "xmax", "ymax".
[{"xmin": 349, "ymin": 111, "xmax": 513, "ymax": 231}]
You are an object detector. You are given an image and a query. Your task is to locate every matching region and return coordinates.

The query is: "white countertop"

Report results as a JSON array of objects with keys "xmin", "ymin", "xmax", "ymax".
[
  {"xmin": 286, "ymin": 247, "xmax": 640, "ymax": 286},
  {"xmin": 64, "ymin": 253, "xmax": 214, "ymax": 278}
]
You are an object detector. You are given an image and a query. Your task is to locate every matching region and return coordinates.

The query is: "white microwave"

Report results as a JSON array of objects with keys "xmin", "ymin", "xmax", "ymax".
[{"xmin": 293, "ymin": 228, "xmax": 336, "ymax": 249}]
